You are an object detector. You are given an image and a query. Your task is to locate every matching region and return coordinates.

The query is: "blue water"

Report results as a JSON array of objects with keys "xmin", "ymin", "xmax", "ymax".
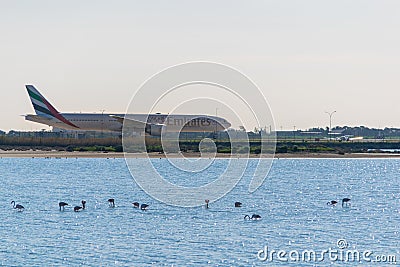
[{"xmin": 0, "ymin": 158, "xmax": 399, "ymax": 266}]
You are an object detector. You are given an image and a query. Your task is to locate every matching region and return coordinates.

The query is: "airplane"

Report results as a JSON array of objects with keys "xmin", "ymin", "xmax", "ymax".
[
  {"xmin": 335, "ymin": 135, "xmax": 353, "ymax": 141},
  {"xmin": 336, "ymin": 135, "xmax": 363, "ymax": 142},
  {"xmin": 24, "ymin": 85, "xmax": 231, "ymax": 136}
]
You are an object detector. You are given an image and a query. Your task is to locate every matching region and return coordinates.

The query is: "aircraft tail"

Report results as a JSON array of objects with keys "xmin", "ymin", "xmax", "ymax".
[
  {"xmin": 25, "ymin": 85, "xmax": 78, "ymax": 128},
  {"xmin": 26, "ymin": 85, "xmax": 61, "ymax": 117}
]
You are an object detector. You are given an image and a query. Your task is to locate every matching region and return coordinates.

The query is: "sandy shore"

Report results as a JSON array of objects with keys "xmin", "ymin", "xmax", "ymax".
[{"xmin": 1, "ymin": 150, "xmax": 400, "ymax": 158}]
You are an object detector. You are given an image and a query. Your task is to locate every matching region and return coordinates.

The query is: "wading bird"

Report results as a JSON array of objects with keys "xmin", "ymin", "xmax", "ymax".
[
  {"xmin": 327, "ymin": 200, "xmax": 338, "ymax": 206},
  {"xmin": 108, "ymin": 198, "xmax": 115, "ymax": 207},
  {"xmin": 59, "ymin": 202, "xmax": 68, "ymax": 211},
  {"xmin": 11, "ymin": 201, "xmax": 24, "ymax": 211},
  {"xmin": 140, "ymin": 204, "xmax": 149, "ymax": 211},
  {"xmin": 74, "ymin": 206, "xmax": 82, "ymax": 212},
  {"xmin": 244, "ymin": 214, "xmax": 261, "ymax": 220},
  {"xmin": 342, "ymin": 198, "xmax": 351, "ymax": 207}
]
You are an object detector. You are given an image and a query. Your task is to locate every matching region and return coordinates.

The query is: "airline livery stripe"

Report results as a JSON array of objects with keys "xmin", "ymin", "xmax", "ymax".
[
  {"xmin": 33, "ymin": 103, "xmax": 53, "ymax": 117},
  {"xmin": 36, "ymin": 111, "xmax": 51, "ymax": 117},
  {"xmin": 34, "ymin": 102, "xmax": 79, "ymax": 128},
  {"xmin": 31, "ymin": 97, "xmax": 48, "ymax": 111},
  {"xmin": 40, "ymin": 98, "xmax": 79, "ymax": 129},
  {"xmin": 27, "ymin": 89, "xmax": 43, "ymax": 103},
  {"xmin": 26, "ymin": 85, "xmax": 79, "ymax": 129}
]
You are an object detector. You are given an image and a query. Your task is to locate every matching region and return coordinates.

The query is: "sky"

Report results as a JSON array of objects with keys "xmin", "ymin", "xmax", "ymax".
[{"xmin": 1, "ymin": 1, "xmax": 399, "ymax": 132}]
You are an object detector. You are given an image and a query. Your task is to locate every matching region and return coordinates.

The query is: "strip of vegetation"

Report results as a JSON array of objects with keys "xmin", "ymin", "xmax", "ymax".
[
  {"xmin": 65, "ymin": 145, "xmax": 122, "ymax": 152},
  {"xmin": 2, "ymin": 137, "xmax": 400, "ymax": 155}
]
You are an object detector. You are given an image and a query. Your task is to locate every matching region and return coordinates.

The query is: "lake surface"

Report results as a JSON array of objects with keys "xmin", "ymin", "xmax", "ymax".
[{"xmin": 0, "ymin": 158, "xmax": 399, "ymax": 266}]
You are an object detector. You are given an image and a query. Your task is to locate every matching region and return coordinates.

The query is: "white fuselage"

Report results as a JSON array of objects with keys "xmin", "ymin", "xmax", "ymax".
[{"xmin": 25, "ymin": 113, "xmax": 231, "ymax": 133}]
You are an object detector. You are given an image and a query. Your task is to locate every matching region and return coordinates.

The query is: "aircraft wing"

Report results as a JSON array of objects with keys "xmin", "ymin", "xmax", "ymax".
[
  {"xmin": 110, "ymin": 115, "xmax": 165, "ymax": 128},
  {"xmin": 110, "ymin": 115, "xmax": 166, "ymax": 136},
  {"xmin": 110, "ymin": 115, "xmax": 148, "ymax": 128}
]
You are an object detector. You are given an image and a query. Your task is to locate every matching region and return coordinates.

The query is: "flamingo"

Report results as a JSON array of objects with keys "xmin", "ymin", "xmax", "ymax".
[
  {"xmin": 140, "ymin": 204, "xmax": 149, "ymax": 211},
  {"xmin": 244, "ymin": 214, "xmax": 261, "ymax": 220},
  {"xmin": 59, "ymin": 202, "xmax": 68, "ymax": 211},
  {"xmin": 327, "ymin": 200, "xmax": 338, "ymax": 206},
  {"xmin": 108, "ymin": 198, "xmax": 115, "ymax": 207},
  {"xmin": 74, "ymin": 206, "xmax": 82, "ymax": 212},
  {"xmin": 11, "ymin": 201, "xmax": 24, "ymax": 211},
  {"xmin": 342, "ymin": 198, "xmax": 351, "ymax": 207}
]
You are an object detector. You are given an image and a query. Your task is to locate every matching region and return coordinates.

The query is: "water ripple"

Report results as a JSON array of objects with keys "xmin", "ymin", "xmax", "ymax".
[{"xmin": 0, "ymin": 158, "xmax": 399, "ymax": 266}]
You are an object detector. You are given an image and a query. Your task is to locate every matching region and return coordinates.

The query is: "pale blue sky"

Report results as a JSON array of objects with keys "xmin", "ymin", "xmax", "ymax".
[{"xmin": 1, "ymin": 1, "xmax": 399, "ymax": 131}]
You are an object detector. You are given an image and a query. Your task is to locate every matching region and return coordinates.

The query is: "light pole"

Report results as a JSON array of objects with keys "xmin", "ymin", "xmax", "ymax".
[
  {"xmin": 325, "ymin": 110, "xmax": 336, "ymax": 140},
  {"xmin": 293, "ymin": 125, "xmax": 296, "ymax": 141},
  {"xmin": 215, "ymin": 108, "xmax": 218, "ymax": 140},
  {"xmin": 100, "ymin": 109, "xmax": 105, "ymax": 137}
]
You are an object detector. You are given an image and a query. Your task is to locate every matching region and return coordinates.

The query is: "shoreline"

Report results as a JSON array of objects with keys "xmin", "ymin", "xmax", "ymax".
[{"xmin": 1, "ymin": 150, "xmax": 400, "ymax": 159}]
